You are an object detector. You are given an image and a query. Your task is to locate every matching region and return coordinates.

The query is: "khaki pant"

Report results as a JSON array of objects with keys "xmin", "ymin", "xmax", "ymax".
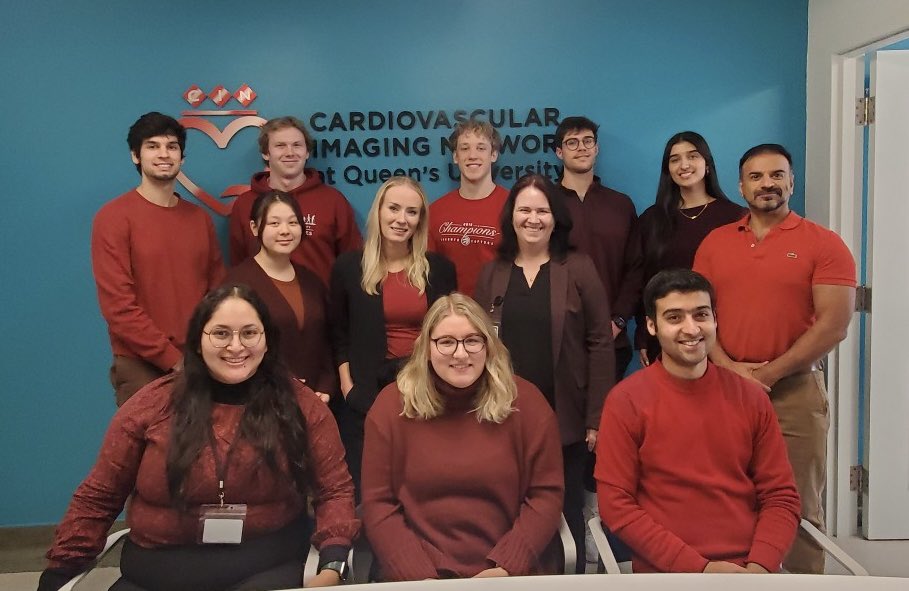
[
  {"xmin": 109, "ymin": 356, "xmax": 166, "ymax": 407},
  {"xmin": 770, "ymin": 370, "xmax": 829, "ymax": 574}
]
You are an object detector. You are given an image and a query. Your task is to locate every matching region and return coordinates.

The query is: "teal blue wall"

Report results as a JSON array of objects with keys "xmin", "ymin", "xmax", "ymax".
[{"xmin": 0, "ymin": 0, "xmax": 808, "ymax": 525}]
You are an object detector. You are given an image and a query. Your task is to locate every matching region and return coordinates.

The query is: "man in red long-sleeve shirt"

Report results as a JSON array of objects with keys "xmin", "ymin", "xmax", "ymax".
[
  {"xmin": 595, "ymin": 269, "xmax": 800, "ymax": 573},
  {"xmin": 91, "ymin": 112, "xmax": 225, "ymax": 406}
]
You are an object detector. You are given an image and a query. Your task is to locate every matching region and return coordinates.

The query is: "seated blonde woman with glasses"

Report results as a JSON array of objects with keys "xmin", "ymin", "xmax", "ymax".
[{"xmin": 361, "ymin": 293, "xmax": 564, "ymax": 581}]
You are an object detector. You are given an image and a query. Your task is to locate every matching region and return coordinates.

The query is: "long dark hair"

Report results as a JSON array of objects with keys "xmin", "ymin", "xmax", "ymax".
[
  {"xmin": 497, "ymin": 174, "xmax": 573, "ymax": 262},
  {"xmin": 644, "ymin": 131, "xmax": 730, "ymax": 274},
  {"xmin": 166, "ymin": 284, "xmax": 311, "ymax": 505}
]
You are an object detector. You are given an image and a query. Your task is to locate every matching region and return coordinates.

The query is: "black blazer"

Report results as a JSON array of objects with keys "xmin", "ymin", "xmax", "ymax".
[
  {"xmin": 475, "ymin": 252, "xmax": 615, "ymax": 445},
  {"xmin": 330, "ymin": 250, "xmax": 457, "ymax": 414}
]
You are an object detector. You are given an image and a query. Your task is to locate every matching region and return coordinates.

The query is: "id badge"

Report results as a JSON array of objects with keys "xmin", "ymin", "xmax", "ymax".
[{"xmin": 198, "ymin": 504, "xmax": 247, "ymax": 544}]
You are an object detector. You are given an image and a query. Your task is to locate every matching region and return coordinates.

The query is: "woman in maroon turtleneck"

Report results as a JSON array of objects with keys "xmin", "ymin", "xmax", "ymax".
[{"xmin": 361, "ymin": 293, "xmax": 564, "ymax": 581}]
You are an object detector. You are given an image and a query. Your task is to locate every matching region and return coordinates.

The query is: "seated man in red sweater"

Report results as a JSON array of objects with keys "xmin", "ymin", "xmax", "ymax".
[{"xmin": 594, "ymin": 269, "xmax": 800, "ymax": 573}]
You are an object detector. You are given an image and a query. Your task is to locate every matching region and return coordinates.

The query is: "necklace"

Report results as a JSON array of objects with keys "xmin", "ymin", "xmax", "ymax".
[{"xmin": 678, "ymin": 200, "xmax": 712, "ymax": 220}]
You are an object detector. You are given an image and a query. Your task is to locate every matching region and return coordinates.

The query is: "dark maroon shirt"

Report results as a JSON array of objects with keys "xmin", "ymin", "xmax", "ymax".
[{"xmin": 558, "ymin": 178, "xmax": 643, "ymax": 350}]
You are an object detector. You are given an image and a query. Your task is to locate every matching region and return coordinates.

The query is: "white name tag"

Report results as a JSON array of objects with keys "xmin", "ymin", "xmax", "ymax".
[{"xmin": 198, "ymin": 503, "xmax": 247, "ymax": 544}]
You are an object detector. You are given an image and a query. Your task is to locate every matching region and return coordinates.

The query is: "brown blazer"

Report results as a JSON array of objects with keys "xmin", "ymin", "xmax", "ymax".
[
  {"xmin": 225, "ymin": 258, "xmax": 337, "ymax": 395},
  {"xmin": 475, "ymin": 252, "xmax": 615, "ymax": 445}
]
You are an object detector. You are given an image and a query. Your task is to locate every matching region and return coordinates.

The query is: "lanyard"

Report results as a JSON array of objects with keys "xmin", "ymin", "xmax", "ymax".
[{"xmin": 207, "ymin": 429, "xmax": 239, "ymax": 508}]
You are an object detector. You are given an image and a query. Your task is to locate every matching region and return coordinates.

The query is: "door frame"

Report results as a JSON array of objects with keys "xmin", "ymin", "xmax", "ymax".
[{"xmin": 829, "ymin": 28, "xmax": 909, "ymax": 538}]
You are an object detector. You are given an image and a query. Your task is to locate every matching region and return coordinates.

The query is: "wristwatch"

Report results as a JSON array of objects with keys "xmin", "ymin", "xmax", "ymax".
[
  {"xmin": 612, "ymin": 315, "xmax": 627, "ymax": 330},
  {"xmin": 319, "ymin": 560, "xmax": 349, "ymax": 582}
]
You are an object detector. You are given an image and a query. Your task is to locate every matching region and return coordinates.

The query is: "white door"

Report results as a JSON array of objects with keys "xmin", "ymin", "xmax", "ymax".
[{"xmin": 862, "ymin": 49, "xmax": 909, "ymax": 539}]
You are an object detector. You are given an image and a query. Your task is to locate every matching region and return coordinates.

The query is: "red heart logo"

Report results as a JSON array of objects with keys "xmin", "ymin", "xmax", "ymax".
[{"xmin": 177, "ymin": 115, "xmax": 266, "ymax": 216}]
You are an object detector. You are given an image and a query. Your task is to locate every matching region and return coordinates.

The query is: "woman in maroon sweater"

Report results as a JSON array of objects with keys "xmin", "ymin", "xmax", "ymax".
[
  {"xmin": 636, "ymin": 131, "xmax": 745, "ymax": 365},
  {"xmin": 225, "ymin": 190, "xmax": 335, "ymax": 401},
  {"xmin": 41, "ymin": 285, "xmax": 358, "ymax": 591},
  {"xmin": 362, "ymin": 293, "xmax": 564, "ymax": 580}
]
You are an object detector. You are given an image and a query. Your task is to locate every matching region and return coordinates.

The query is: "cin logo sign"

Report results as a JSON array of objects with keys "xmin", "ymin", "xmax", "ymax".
[{"xmin": 177, "ymin": 83, "xmax": 266, "ymax": 216}]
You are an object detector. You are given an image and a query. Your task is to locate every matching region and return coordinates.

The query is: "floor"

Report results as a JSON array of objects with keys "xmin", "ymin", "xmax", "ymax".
[{"xmin": 2, "ymin": 530, "xmax": 907, "ymax": 590}]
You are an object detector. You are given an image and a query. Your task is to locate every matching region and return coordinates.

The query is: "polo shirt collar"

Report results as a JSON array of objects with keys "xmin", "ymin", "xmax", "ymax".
[{"xmin": 738, "ymin": 210, "xmax": 803, "ymax": 231}]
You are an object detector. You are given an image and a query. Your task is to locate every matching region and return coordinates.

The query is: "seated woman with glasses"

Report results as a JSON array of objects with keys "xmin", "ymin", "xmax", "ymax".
[
  {"xmin": 225, "ymin": 190, "xmax": 336, "ymax": 403},
  {"xmin": 361, "ymin": 293, "xmax": 564, "ymax": 581},
  {"xmin": 41, "ymin": 284, "xmax": 358, "ymax": 591},
  {"xmin": 330, "ymin": 176, "xmax": 456, "ymax": 494},
  {"xmin": 474, "ymin": 173, "xmax": 615, "ymax": 571}
]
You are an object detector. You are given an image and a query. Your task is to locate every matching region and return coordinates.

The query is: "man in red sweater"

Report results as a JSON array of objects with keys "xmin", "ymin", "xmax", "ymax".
[
  {"xmin": 428, "ymin": 119, "xmax": 509, "ymax": 296},
  {"xmin": 595, "ymin": 269, "xmax": 800, "ymax": 573},
  {"xmin": 92, "ymin": 112, "xmax": 225, "ymax": 405},
  {"xmin": 228, "ymin": 116, "xmax": 362, "ymax": 285}
]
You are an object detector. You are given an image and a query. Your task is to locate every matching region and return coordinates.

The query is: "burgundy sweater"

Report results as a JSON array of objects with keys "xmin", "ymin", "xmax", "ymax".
[
  {"xmin": 228, "ymin": 170, "xmax": 362, "ymax": 285},
  {"xmin": 362, "ymin": 376, "xmax": 564, "ymax": 580},
  {"xmin": 47, "ymin": 375, "xmax": 358, "ymax": 573},
  {"xmin": 224, "ymin": 259, "xmax": 336, "ymax": 394},
  {"xmin": 91, "ymin": 190, "xmax": 225, "ymax": 370},
  {"xmin": 595, "ymin": 361, "xmax": 800, "ymax": 573}
]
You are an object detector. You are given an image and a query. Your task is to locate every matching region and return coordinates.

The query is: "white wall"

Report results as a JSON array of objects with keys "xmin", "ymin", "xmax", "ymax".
[{"xmin": 806, "ymin": 0, "xmax": 909, "ymax": 222}]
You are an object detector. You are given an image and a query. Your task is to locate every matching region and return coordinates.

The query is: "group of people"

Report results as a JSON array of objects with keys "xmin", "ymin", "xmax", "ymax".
[{"xmin": 39, "ymin": 109, "xmax": 856, "ymax": 590}]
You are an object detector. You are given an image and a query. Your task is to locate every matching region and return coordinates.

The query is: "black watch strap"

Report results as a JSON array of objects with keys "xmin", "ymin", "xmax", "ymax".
[
  {"xmin": 318, "ymin": 560, "xmax": 349, "ymax": 582},
  {"xmin": 612, "ymin": 315, "xmax": 627, "ymax": 330}
]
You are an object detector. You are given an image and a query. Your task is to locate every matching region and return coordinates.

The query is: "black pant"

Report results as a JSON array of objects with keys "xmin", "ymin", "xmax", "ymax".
[
  {"xmin": 115, "ymin": 516, "xmax": 309, "ymax": 591},
  {"xmin": 336, "ymin": 357, "xmax": 405, "ymax": 502},
  {"xmin": 562, "ymin": 441, "xmax": 587, "ymax": 574}
]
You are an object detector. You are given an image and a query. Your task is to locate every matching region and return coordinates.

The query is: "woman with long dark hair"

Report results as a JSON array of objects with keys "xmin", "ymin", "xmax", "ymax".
[
  {"xmin": 361, "ymin": 294, "xmax": 563, "ymax": 580},
  {"xmin": 637, "ymin": 132, "xmax": 745, "ymax": 366},
  {"xmin": 330, "ymin": 176, "xmax": 456, "ymax": 494},
  {"xmin": 41, "ymin": 285, "xmax": 357, "ymax": 591},
  {"xmin": 475, "ymin": 173, "xmax": 614, "ymax": 572},
  {"xmin": 225, "ymin": 190, "xmax": 335, "ymax": 402}
]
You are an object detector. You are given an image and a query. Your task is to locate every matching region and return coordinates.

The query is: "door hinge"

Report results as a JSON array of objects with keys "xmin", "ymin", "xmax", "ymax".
[
  {"xmin": 856, "ymin": 96, "xmax": 875, "ymax": 126},
  {"xmin": 849, "ymin": 464, "xmax": 868, "ymax": 492},
  {"xmin": 855, "ymin": 285, "xmax": 871, "ymax": 313}
]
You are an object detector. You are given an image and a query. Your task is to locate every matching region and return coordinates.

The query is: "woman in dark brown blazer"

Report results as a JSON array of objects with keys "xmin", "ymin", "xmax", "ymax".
[
  {"xmin": 225, "ymin": 190, "xmax": 336, "ymax": 401},
  {"xmin": 475, "ymin": 174, "xmax": 614, "ymax": 570}
]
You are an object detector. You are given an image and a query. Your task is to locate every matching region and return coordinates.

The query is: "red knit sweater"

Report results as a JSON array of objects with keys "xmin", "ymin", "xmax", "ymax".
[
  {"xmin": 91, "ymin": 190, "xmax": 225, "ymax": 370},
  {"xmin": 228, "ymin": 171, "xmax": 362, "ymax": 285},
  {"xmin": 362, "ymin": 376, "xmax": 564, "ymax": 580},
  {"xmin": 595, "ymin": 361, "xmax": 800, "ymax": 573}
]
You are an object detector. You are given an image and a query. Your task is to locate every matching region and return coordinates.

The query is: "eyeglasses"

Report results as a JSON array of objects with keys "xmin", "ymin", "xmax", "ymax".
[
  {"xmin": 431, "ymin": 335, "xmax": 487, "ymax": 356},
  {"xmin": 562, "ymin": 136, "xmax": 596, "ymax": 151},
  {"xmin": 203, "ymin": 326, "xmax": 264, "ymax": 348}
]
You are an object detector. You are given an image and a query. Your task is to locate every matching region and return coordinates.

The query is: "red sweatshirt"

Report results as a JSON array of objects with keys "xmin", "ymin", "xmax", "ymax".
[
  {"xmin": 228, "ymin": 170, "xmax": 362, "ymax": 285},
  {"xmin": 91, "ymin": 190, "xmax": 225, "ymax": 370},
  {"xmin": 595, "ymin": 361, "xmax": 800, "ymax": 573}
]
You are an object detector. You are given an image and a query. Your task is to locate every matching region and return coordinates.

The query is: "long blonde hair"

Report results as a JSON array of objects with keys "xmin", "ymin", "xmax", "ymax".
[
  {"xmin": 397, "ymin": 293, "xmax": 517, "ymax": 423},
  {"xmin": 360, "ymin": 176, "xmax": 430, "ymax": 295}
]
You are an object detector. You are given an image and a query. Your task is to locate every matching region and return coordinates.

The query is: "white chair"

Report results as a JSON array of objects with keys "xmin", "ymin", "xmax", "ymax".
[
  {"xmin": 587, "ymin": 517, "xmax": 869, "ymax": 576},
  {"xmin": 557, "ymin": 513, "xmax": 578, "ymax": 575},
  {"xmin": 59, "ymin": 528, "xmax": 130, "ymax": 591}
]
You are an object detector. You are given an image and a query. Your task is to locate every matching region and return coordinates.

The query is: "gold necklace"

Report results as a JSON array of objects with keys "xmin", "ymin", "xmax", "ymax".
[{"xmin": 678, "ymin": 200, "xmax": 712, "ymax": 220}]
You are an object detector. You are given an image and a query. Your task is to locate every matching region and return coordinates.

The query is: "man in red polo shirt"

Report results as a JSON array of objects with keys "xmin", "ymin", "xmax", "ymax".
[{"xmin": 694, "ymin": 143, "xmax": 856, "ymax": 574}]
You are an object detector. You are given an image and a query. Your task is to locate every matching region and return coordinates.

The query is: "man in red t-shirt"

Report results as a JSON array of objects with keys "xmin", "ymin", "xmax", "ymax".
[
  {"xmin": 694, "ymin": 144, "xmax": 856, "ymax": 574},
  {"xmin": 91, "ymin": 112, "xmax": 226, "ymax": 405},
  {"xmin": 228, "ymin": 116, "xmax": 362, "ymax": 285},
  {"xmin": 596, "ymin": 269, "xmax": 800, "ymax": 573},
  {"xmin": 428, "ymin": 119, "xmax": 508, "ymax": 296}
]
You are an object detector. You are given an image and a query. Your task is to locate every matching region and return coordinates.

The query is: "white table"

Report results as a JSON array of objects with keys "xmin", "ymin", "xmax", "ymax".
[{"xmin": 290, "ymin": 573, "xmax": 908, "ymax": 590}]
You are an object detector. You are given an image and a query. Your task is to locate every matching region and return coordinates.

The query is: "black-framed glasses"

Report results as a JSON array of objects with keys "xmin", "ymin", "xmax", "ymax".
[
  {"xmin": 431, "ymin": 335, "xmax": 487, "ymax": 356},
  {"xmin": 562, "ymin": 136, "xmax": 596, "ymax": 150},
  {"xmin": 203, "ymin": 326, "xmax": 264, "ymax": 348}
]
